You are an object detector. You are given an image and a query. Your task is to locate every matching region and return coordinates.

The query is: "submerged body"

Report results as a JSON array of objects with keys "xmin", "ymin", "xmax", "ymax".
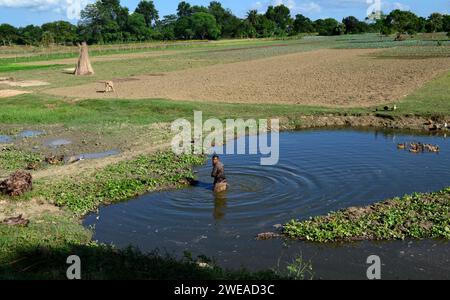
[{"xmin": 211, "ymin": 157, "xmax": 228, "ymax": 193}]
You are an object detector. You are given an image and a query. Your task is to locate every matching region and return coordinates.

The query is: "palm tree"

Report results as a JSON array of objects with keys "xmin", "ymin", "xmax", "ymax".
[{"xmin": 246, "ymin": 10, "xmax": 258, "ymax": 27}]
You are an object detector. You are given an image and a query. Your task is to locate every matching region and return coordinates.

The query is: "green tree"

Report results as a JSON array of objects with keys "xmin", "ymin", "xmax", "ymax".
[
  {"xmin": 41, "ymin": 21, "xmax": 78, "ymax": 45},
  {"xmin": 135, "ymin": 0, "xmax": 159, "ymax": 27},
  {"xmin": 366, "ymin": 12, "xmax": 393, "ymax": 36},
  {"xmin": 443, "ymin": 15, "xmax": 450, "ymax": 32},
  {"xmin": 426, "ymin": 13, "xmax": 444, "ymax": 33},
  {"xmin": 244, "ymin": 10, "xmax": 278, "ymax": 38},
  {"xmin": 247, "ymin": 10, "xmax": 258, "ymax": 27},
  {"xmin": 386, "ymin": 9, "xmax": 422, "ymax": 34},
  {"xmin": 154, "ymin": 14, "xmax": 177, "ymax": 40},
  {"xmin": 0, "ymin": 24, "xmax": 19, "ymax": 46},
  {"xmin": 41, "ymin": 31, "xmax": 55, "ymax": 46},
  {"xmin": 342, "ymin": 16, "xmax": 368, "ymax": 34},
  {"xmin": 293, "ymin": 14, "xmax": 314, "ymax": 33},
  {"xmin": 208, "ymin": 1, "xmax": 240, "ymax": 38},
  {"xmin": 255, "ymin": 15, "xmax": 277, "ymax": 37},
  {"xmin": 177, "ymin": 1, "xmax": 192, "ymax": 18},
  {"xmin": 239, "ymin": 19, "xmax": 257, "ymax": 38},
  {"xmin": 191, "ymin": 5, "xmax": 209, "ymax": 14},
  {"xmin": 190, "ymin": 12, "xmax": 220, "ymax": 40},
  {"xmin": 265, "ymin": 5, "xmax": 293, "ymax": 34},
  {"xmin": 334, "ymin": 23, "xmax": 346, "ymax": 35},
  {"xmin": 126, "ymin": 13, "xmax": 152, "ymax": 41},
  {"xmin": 18, "ymin": 25, "xmax": 43, "ymax": 45},
  {"xmin": 241, "ymin": 10, "xmax": 259, "ymax": 38},
  {"xmin": 313, "ymin": 18, "xmax": 339, "ymax": 36},
  {"xmin": 79, "ymin": 0, "xmax": 129, "ymax": 43},
  {"xmin": 174, "ymin": 16, "xmax": 194, "ymax": 39}
]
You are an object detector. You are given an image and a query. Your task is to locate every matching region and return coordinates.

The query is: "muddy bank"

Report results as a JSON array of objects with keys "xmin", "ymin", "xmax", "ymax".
[{"xmin": 282, "ymin": 114, "xmax": 450, "ymax": 133}]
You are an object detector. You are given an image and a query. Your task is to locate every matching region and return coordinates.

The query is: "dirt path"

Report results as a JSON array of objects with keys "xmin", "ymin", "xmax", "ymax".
[
  {"xmin": 45, "ymin": 48, "xmax": 450, "ymax": 107},
  {"xmin": 21, "ymin": 50, "xmax": 182, "ymax": 66},
  {"xmin": 0, "ymin": 199, "xmax": 62, "ymax": 221},
  {"xmin": 0, "ymin": 89, "xmax": 31, "ymax": 98},
  {"xmin": 32, "ymin": 140, "xmax": 172, "ymax": 181}
]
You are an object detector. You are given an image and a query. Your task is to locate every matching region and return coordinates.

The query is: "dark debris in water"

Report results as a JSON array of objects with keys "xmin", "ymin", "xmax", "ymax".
[{"xmin": 255, "ymin": 232, "xmax": 282, "ymax": 241}]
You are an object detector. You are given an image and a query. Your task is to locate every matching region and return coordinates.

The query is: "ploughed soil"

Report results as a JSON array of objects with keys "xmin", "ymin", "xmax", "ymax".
[{"xmin": 45, "ymin": 49, "xmax": 450, "ymax": 107}]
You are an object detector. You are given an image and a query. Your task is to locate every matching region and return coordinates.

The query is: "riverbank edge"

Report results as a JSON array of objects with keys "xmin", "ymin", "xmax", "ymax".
[{"xmin": 280, "ymin": 113, "xmax": 449, "ymax": 132}]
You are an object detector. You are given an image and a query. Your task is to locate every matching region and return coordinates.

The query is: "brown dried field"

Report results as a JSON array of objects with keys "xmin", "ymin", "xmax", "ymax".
[{"xmin": 45, "ymin": 48, "xmax": 450, "ymax": 107}]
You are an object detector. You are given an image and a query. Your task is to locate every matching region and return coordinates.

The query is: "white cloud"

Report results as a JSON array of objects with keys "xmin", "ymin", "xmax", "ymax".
[
  {"xmin": 0, "ymin": 0, "xmax": 64, "ymax": 9},
  {"xmin": 252, "ymin": 1, "xmax": 264, "ymax": 10},
  {"xmin": 297, "ymin": 2, "xmax": 322, "ymax": 13},
  {"xmin": 251, "ymin": 0, "xmax": 322, "ymax": 15},
  {"xmin": 392, "ymin": 2, "xmax": 410, "ymax": 11},
  {"xmin": 0, "ymin": 0, "xmax": 92, "ymax": 19}
]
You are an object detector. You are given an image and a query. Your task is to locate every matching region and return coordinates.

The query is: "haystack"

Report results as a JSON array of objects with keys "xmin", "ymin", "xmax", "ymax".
[
  {"xmin": 74, "ymin": 42, "xmax": 94, "ymax": 76},
  {"xmin": 394, "ymin": 34, "xmax": 407, "ymax": 41},
  {"xmin": 0, "ymin": 170, "xmax": 33, "ymax": 196}
]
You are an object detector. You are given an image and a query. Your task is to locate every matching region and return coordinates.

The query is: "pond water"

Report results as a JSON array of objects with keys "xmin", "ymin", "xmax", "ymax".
[
  {"xmin": 18, "ymin": 130, "xmax": 45, "ymax": 138},
  {"xmin": 0, "ymin": 135, "xmax": 12, "ymax": 143},
  {"xmin": 84, "ymin": 129, "xmax": 450, "ymax": 279},
  {"xmin": 0, "ymin": 130, "xmax": 45, "ymax": 143},
  {"xmin": 44, "ymin": 139, "xmax": 72, "ymax": 148},
  {"xmin": 69, "ymin": 150, "xmax": 120, "ymax": 162}
]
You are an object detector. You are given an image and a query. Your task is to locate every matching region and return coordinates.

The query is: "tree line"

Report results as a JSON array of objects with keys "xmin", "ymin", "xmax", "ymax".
[{"xmin": 1, "ymin": 0, "xmax": 450, "ymax": 46}]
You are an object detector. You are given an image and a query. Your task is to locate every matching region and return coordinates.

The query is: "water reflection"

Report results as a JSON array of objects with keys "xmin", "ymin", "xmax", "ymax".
[{"xmin": 213, "ymin": 192, "xmax": 228, "ymax": 220}]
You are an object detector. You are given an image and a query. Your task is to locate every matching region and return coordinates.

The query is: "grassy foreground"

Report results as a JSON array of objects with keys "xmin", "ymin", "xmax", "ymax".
[
  {"xmin": 0, "ymin": 215, "xmax": 282, "ymax": 280},
  {"xmin": 284, "ymin": 188, "xmax": 450, "ymax": 242}
]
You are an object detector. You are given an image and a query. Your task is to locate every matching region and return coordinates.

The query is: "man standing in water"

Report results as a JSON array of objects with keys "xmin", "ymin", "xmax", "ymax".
[{"xmin": 211, "ymin": 154, "xmax": 228, "ymax": 193}]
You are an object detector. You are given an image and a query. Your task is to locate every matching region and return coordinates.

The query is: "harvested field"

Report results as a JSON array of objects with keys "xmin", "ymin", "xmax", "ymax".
[
  {"xmin": 0, "ymin": 89, "xmax": 31, "ymax": 98},
  {"xmin": 45, "ymin": 49, "xmax": 450, "ymax": 107}
]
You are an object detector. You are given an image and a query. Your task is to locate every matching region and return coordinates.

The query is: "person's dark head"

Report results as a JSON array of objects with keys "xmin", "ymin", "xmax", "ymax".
[{"xmin": 212, "ymin": 154, "xmax": 220, "ymax": 165}]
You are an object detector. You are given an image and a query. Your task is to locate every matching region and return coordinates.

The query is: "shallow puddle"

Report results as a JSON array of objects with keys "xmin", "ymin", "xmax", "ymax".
[
  {"xmin": 44, "ymin": 139, "xmax": 72, "ymax": 148},
  {"xmin": 69, "ymin": 150, "xmax": 120, "ymax": 161},
  {"xmin": 0, "ymin": 135, "xmax": 12, "ymax": 143},
  {"xmin": 18, "ymin": 130, "xmax": 45, "ymax": 138}
]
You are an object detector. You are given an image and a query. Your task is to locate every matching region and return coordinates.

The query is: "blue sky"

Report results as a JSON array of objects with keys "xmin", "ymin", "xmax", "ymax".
[{"xmin": 0, "ymin": 0, "xmax": 448, "ymax": 27}]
